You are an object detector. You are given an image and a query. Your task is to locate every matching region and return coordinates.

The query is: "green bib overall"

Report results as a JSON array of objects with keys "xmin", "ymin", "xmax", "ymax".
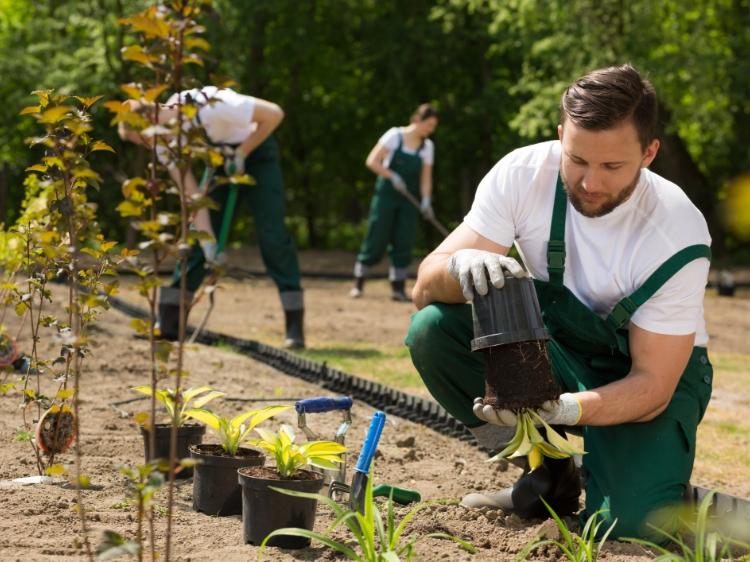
[
  {"xmin": 357, "ymin": 133, "xmax": 423, "ymax": 269},
  {"xmin": 406, "ymin": 175, "xmax": 713, "ymax": 539},
  {"xmin": 171, "ymin": 135, "xmax": 302, "ymax": 294}
]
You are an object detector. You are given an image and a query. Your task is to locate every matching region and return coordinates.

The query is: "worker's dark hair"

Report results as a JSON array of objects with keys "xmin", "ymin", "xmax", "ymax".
[
  {"xmin": 411, "ymin": 103, "xmax": 438, "ymax": 123},
  {"xmin": 560, "ymin": 64, "xmax": 658, "ymax": 149}
]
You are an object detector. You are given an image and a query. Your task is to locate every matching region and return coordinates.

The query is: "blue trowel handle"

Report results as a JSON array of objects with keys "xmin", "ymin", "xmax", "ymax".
[
  {"xmin": 354, "ymin": 411, "xmax": 386, "ymax": 474},
  {"xmin": 295, "ymin": 396, "xmax": 353, "ymax": 414}
]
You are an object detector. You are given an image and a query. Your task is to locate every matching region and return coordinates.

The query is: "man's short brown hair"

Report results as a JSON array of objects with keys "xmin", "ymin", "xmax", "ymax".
[{"xmin": 560, "ymin": 64, "xmax": 658, "ymax": 149}]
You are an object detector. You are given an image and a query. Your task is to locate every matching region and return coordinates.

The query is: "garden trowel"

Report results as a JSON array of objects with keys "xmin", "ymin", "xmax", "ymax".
[{"xmin": 328, "ymin": 411, "xmax": 421, "ymax": 513}]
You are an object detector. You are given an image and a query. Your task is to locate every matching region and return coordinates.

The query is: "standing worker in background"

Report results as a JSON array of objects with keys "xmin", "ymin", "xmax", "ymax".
[
  {"xmin": 405, "ymin": 65, "xmax": 712, "ymax": 540},
  {"xmin": 350, "ymin": 104, "xmax": 438, "ymax": 301},
  {"xmin": 119, "ymin": 86, "xmax": 306, "ymax": 349}
]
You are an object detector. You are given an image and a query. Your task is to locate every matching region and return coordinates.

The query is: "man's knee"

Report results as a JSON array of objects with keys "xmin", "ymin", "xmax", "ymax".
[{"xmin": 405, "ymin": 304, "xmax": 445, "ymax": 356}]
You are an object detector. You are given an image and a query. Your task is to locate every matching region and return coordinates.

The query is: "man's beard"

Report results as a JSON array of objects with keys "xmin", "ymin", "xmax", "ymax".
[{"xmin": 562, "ymin": 170, "xmax": 641, "ymax": 218}]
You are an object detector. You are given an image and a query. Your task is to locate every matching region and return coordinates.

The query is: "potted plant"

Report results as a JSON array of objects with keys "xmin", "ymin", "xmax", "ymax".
[
  {"xmin": 131, "ymin": 385, "xmax": 224, "ymax": 477},
  {"xmin": 472, "ymin": 278, "xmax": 583, "ymax": 469},
  {"xmin": 259, "ymin": 464, "xmax": 476, "ymax": 561},
  {"xmin": 183, "ymin": 404, "xmax": 290, "ymax": 516},
  {"xmin": 239, "ymin": 424, "xmax": 346, "ymax": 549}
]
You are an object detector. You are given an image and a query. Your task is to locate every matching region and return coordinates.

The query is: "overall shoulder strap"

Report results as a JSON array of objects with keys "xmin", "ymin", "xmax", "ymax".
[
  {"xmin": 606, "ymin": 244, "xmax": 712, "ymax": 329},
  {"xmin": 546, "ymin": 173, "xmax": 567, "ymax": 285}
]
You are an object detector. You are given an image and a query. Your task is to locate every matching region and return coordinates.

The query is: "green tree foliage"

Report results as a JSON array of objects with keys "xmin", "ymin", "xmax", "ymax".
[{"xmin": 1, "ymin": 0, "xmax": 748, "ymax": 258}]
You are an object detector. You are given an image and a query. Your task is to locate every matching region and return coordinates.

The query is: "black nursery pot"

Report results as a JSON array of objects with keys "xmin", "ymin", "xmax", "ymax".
[
  {"xmin": 141, "ymin": 423, "xmax": 205, "ymax": 479},
  {"xmin": 470, "ymin": 276, "xmax": 549, "ymax": 351},
  {"xmin": 238, "ymin": 466, "xmax": 324, "ymax": 549},
  {"xmin": 471, "ymin": 278, "xmax": 559, "ymax": 410},
  {"xmin": 189, "ymin": 444, "xmax": 264, "ymax": 516}
]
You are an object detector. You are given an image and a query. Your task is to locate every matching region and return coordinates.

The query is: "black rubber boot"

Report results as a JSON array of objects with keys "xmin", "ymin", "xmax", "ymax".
[
  {"xmin": 349, "ymin": 277, "xmax": 365, "ymax": 298},
  {"xmin": 283, "ymin": 309, "xmax": 305, "ymax": 349},
  {"xmin": 157, "ymin": 302, "xmax": 181, "ymax": 342},
  {"xmin": 390, "ymin": 280, "xmax": 410, "ymax": 302},
  {"xmin": 156, "ymin": 287, "xmax": 192, "ymax": 342},
  {"xmin": 461, "ymin": 456, "xmax": 581, "ymax": 519}
]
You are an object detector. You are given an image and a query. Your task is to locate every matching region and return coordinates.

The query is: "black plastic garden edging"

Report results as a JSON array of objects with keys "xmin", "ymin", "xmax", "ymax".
[{"xmin": 107, "ymin": 294, "xmax": 750, "ymax": 521}]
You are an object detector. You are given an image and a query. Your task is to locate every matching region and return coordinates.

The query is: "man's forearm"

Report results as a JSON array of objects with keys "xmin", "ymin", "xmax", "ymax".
[
  {"xmin": 576, "ymin": 371, "xmax": 674, "ymax": 426},
  {"xmin": 412, "ymin": 253, "xmax": 465, "ymax": 309}
]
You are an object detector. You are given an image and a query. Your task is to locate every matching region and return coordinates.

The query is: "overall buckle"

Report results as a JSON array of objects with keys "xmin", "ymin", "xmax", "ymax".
[{"xmin": 547, "ymin": 240, "xmax": 566, "ymax": 270}]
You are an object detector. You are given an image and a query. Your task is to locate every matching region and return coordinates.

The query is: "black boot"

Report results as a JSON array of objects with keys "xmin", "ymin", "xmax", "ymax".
[
  {"xmin": 157, "ymin": 287, "xmax": 192, "ymax": 342},
  {"xmin": 349, "ymin": 277, "xmax": 365, "ymax": 298},
  {"xmin": 283, "ymin": 309, "xmax": 305, "ymax": 349},
  {"xmin": 390, "ymin": 280, "xmax": 410, "ymax": 302},
  {"xmin": 461, "ymin": 456, "xmax": 581, "ymax": 519}
]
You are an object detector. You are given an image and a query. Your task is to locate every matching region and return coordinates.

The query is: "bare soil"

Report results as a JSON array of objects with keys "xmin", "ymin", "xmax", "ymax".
[{"xmin": 0, "ymin": 248, "xmax": 747, "ymax": 561}]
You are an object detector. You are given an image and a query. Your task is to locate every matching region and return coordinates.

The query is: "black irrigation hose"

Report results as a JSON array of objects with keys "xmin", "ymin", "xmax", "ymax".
[{"xmin": 108, "ymin": 294, "xmax": 750, "ymax": 520}]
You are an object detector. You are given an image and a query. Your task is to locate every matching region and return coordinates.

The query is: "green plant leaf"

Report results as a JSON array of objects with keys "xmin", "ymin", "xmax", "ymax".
[
  {"xmin": 190, "ymin": 390, "xmax": 225, "ymax": 408},
  {"xmin": 259, "ymin": 528, "xmax": 359, "ymax": 561},
  {"xmin": 183, "ymin": 408, "xmax": 221, "ymax": 431}
]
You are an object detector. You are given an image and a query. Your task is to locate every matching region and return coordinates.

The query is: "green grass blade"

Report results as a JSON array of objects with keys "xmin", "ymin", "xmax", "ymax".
[
  {"xmin": 258, "ymin": 528, "xmax": 360, "ymax": 561},
  {"xmin": 266, "ymin": 486, "xmax": 347, "ymax": 520},
  {"xmin": 424, "ymin": 532, "xmax": 477, "ymax": 553}
]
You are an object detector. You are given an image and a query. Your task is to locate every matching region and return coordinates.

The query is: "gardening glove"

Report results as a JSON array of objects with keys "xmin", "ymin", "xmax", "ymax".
[
  {"xmin": 389, "ymin": 171, "xmax": 408, "ymax": 194},
  {"xmin": 200, "ymin": 240, "xmax": 218, "ymax": 264},
  {"xmin": 447, "ymin": 249, "xmax": 526, "ymax": 301},
  {"xmin": 536, "ymin": 394, "xmax": 583, "ymax": 426},
  {"xmin": 420, "ymin": 196, "xmax": 435, "ymax": 220},
  {"xmin": 472, "ymin": 393, "xmax": 582, "ymax": 427},
  {"xmin": 224, "ymin": 148, "xmax": 246, "ymax": 176}
]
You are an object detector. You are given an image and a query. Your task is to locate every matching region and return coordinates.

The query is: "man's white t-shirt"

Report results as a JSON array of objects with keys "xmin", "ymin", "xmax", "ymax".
[
  {"xmin": 378, "ymin": 127, "xmax": 435, "ymax": 167},
  {"xmin": 169, "ymin": 86, "xmax": 256, "ymax": 145},
  {"xmin": 464, "ymin": 140, "xmax": 710, "ymax": 346}
]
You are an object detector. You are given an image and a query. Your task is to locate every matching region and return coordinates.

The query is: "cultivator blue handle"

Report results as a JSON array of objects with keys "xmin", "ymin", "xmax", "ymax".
[
  {"xmin": 354, "ymin": 411, "xmax": 385, "ymax": 474},
  {"xmin": 295, "ymin": 396, "xmax": 353, "ymax": 414}
]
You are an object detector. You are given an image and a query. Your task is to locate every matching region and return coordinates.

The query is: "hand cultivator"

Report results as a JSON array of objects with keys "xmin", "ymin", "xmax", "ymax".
[{"xmin": 295, "ymin": 395, "xmax": 353, "ymax": 493}]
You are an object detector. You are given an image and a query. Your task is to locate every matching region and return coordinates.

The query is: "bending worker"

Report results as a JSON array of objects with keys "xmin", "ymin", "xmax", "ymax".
[
  {"xmin": 350, "ymin": 104, "xmax": 438, "ymax": 301},
  {"xmin": 405, "ymin": 65, "xmax": 712, "ymax": 540},
  {"xmin": 119, "ymin": 86, "xmax": 305, "ymax": 349}
]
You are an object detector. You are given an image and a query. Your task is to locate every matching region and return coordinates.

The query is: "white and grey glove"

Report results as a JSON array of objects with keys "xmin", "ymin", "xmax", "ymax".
[
  {"xmin": 447, "ymin": 249, "xmax": 526, "ymax": 301},
  {"xmin": 420, "ymin": 196, "xmax": 435, "ymax": 220},
  {"xmin": 472, "ymin": 393, "xmax": 582, "ymax": 427},
  {"xmin": 200, "ymin": 240, "xmax": 218, "ymax": 264},
  {"xmin": 389, "ymin": 171, "xmax": 407, "ymax": 194},
  {"xmin": 224, "ymin": 149, "xmax": 246, "ymax": 176}
]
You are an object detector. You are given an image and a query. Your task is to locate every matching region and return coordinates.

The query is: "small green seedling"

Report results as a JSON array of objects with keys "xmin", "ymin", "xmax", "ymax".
[
  {"xmin": 258, "ymin": 464, "xmax": 475, "ymax": 561},
  {"xmin": 248, "ymin": 424, "xmax": 346, "ymax": 478},
  {"xmin": 490, "ymin": 409, "xmax": 585, "ymax": 471},
  {"xmin": 516, "ymin": 498, "xmax": 616, "ymax": 562},
  {"xmin": 131, "ymin": 385, "xmax": 224, "ymax": 427},
  {"xmin": 184, "ymin": 405, "xmax": 290, "ymax": 456}
]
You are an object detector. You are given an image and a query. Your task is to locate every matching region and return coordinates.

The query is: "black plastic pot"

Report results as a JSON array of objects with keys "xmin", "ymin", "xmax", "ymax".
[
  {"xmin": 471, "ymin": 278, "xmax": 559, "ymax": 410},
  {"xmin": 189, "ymin": 444, "xmax": 264, "ymax": 516},
  {"xmin": 140, "ymin": 423, "xmax": 205, "ymax": 479},
  {"xmin": 470, "ymin": 277, "xmax": 548, "ymax": 351},
  {"xmin": 238, "ymin": 466, "xmax": 324, "ymax": 549}
]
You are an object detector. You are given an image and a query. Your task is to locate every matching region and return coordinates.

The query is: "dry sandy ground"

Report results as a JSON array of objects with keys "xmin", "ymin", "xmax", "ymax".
[{"xmin": 0, "ymin": 248, "xmax": 747, "ymax": 561}]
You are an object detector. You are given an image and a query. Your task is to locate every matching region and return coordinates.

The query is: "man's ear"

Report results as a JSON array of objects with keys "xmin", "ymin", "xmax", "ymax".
[
  {"xmin": 557, "ymin": 123, "xmax": 564, "ymax": 141},
  {"xmin": 641, "ymin": 138, "xmax": 660, "ymax": 168}
]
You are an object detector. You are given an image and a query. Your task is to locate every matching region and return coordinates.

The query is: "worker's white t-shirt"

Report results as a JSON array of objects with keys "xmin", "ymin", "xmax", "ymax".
[
  {"xmin": 464, "ymin": 140, "xmax": 710, "ymax": 345},
  {"xmin": 168, "ymin": 86, "xmax": 256, "ymax": 145},
  {"xmin": 378, "ymin": 127, "xmax": 435, "ymax": 167}
]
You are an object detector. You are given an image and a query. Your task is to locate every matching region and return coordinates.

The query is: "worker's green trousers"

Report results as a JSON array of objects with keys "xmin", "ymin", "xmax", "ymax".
[
  {"xmin": 171, "ymin": 136, "xmax": 301, "ymax": 293},
  {"xmin": 406, "ymin": 304, "xmax": 713, "ymax": 540}
]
